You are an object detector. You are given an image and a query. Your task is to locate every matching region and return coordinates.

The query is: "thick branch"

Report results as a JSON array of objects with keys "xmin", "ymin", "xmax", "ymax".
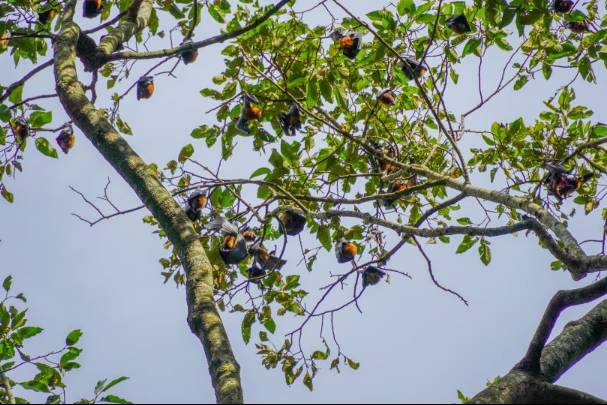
[
  {"xmin": 412, "ymin": 164, "xmax": 591, "ymax": 280},
  {"xmin": 97, "ymin": 0, "xmax": 153, "ymax": 56},
  {"xmin": 470, "ymin": 370, "xmax": 606, "ymax": 404},
  {"xmin": 104, "ymin": 0, "xmax": 291, "ymax": 62},
  {"xmin": 471, "ymin": 297, "xmax": 607, "ymax": 404},
  {"xmin": 541, "ymin": 298, "xmax": 607, "ymax": 382},
  {"xmin": 516, "ymin": 277, "xmax": 607, "ymax": 375},
  {"xmin": 53, "ymin": 14, "xmax": 242, "ymax": 405}
]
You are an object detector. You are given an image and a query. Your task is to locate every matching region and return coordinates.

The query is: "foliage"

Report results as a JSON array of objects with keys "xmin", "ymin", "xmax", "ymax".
[
  {"xmin": 1, "ymin": 0, "xmax": 607, "ymax": 396},
  {"xmin": 0, "ymin": 276, "xmax": 129, "ymax": 404}
]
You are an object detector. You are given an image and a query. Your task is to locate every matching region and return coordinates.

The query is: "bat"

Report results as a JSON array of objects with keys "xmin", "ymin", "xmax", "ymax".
[
  {"xmin": 250, "ymin": 244, "xmax": 287, "ymax": 271},
  {"xmin": 56, "ymin": 127, "xmax": 76, "ymax": 154},
  {"xmin": 362, "ymin": 266, "xmax": 386, "ymax": 288},
  {"xmin": 402, "ymin": 56, "xmax": 427, "ymax": 81},
  {"xmin": 180, "ymin": 39, "xmax": 198, "ymax": 65},
  {"xmin": 136, "ymin": 76, "xmax": 155, "ymax": 100},
  {"xmin": 247, "ymin": 265, "xmax": 266, "ymax": 286},
  {"xmin": 11, "ymin": 118, "xmax": 29, "ymax": 142},
  {"xmin": 235, "ymin": 93, "xmax": 262, "ymax": 135},
  {"xmin": 331, "ymin": 30, "xmax": 362, "ymax": 60},
  {"xmin": 377, "ymin": 89, "xmax": 396, "ymax": 106},
  {"xmin": 205, "ymin": 216, "xmax": 249, "ymax": 265},
  {"xmin": 278, "ymin": 207, "xmax": 307, "ymax": 236},
  {"xmin": 369, "ymin": 140, "xmax": 398, "ymax": 175},
  {"xmin": 279, "ymin": 103, "xmax": 302, "ymax": 136},
  {"xmin": 83, "ymin": 0, "xmax": 104, "ymax": 19},
  {"xmin": 553, "ymin": 0, "xmax": 574, "ymax": 13},
  {"xmin": 566, "ymin": 20, "xmax": 590, "ymax": 33},
  {"xmin": 336, "ymin": 239, "xmax": 358, "ymax": 264},
  {"xmin": 545, "ymin": 164, "xmax": 592, "ymax": 201},
  {"xmin": 185, "ymin": 192, "xmax": 206, "ymax": 221},
  {"xmin": 446, "ymin": 14, "xmax": 472, "ymax": 34},
  {"xmin": 38, "ymin": 3, "xmax": 57, "ymax": 24}
]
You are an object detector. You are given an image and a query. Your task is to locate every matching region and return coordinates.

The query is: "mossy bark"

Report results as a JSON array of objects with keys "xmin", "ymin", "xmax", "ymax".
[
  {"xmin": 470, "ymin": 299, "xmax": 607, "ymax": 404},
  {"xmin": 53, "ymin": 19, "xmax": 243, "ymax": 405}
]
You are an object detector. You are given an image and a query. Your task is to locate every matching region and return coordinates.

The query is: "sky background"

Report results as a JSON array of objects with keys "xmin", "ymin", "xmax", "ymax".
[{"xmin": 1, "ymin": 1, "xmax": 606, "ymax": 403}]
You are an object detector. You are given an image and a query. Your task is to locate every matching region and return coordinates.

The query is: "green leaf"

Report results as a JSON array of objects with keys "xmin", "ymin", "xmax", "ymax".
[
  {"xmin": 1, "ymin": 186, "xmax": 14, "ymax": 203},
  {"xmin": 8, "ymin": 85, "xmax": 23, "ymax": 105},
  {"xmin": 397, "ymin": 0, "xmax": 415, "ymax": 15},
  {"xmin": 0, "ymin": 105, "xmax": 10, "ymax": 122},
  {"xmin": 241, "ymin": 311, "xmax": 256, "ymax": 344},
  {"xmin": 318, "ymin": 225, "xmax": 332, "ymax": 251},
  {"xmin": 101, "ymin": 395, "xmax": 131, "ymax": 404},
  {"xmin": 101, "ymin": 377, "xmax": 129, "ymax": 393},
  {"xmin": 262, "ymin": 317, "xmax": 276, "ymax": 334},
  {"xmin": 16, "ymin": 327, "xmax": 43, "ymax": 340},
  {"xmin": 178, "ymin": 144, "xmax": 194, "ymax": 163},
  {"xmin": 347, "ymin": 358, "xmax": 360, "ymax": 370},
  {"xmin": 2, "ymin": 275, "xmax": 12, "ymax": 292},
  {"xmin": 250, "ymin": 167, "xmax": 271, "ymax": 179},
  {"xmin": 306, "ymin": 79, "xmax": 319, "ymax": 110},
  {"xmin": 34, "ymin": 137, "xmax": 59, "ymax": 159},
  {"xmin": 29, "ymin": 111, "xmax": 52, "ymax": 128},
  {"xmin": 478, "ymin": 240, "xmax": 492, "ymax": 266},
  {"xmin": 285, "ymin": 275, "xmax": 300, "ymax": 290},
  {"xmin": 303, "ymin": 372, "xmax": 313, "ymax": 392},
  {"xmin": 66, "ymin": 329, "xmax": 83, "ymax": 346},
  {"xmin": 456, "ymin": 235, "xmax": 477, "ymax": 254},
  {"xmin": 462, "ymin": 38, "xmax": 481, "ymax": 58}
]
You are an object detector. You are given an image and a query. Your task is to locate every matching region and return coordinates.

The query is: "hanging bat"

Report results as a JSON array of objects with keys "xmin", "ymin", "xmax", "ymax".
[
  {"xmin": 336, "ymin": 239, "xmax": 358, "ymax": 264},
  {"xmin": 38, "ymin": 3, "xmax": 57, "ymax": 24},
  {"xmin": 278, "ymin": 207, "xmax": 307, "ymax": 236},
  {"xmin": 249, "ymin": 244, "xmax": 287, "ymax": 271},
  {"xmin": 362, "ymin": 266, "xmax": 386, "ymax": 288},
  {"xmin": 446, "ymin": 14, "xmax": 472, "ymax": 34},
  {"xmin": 180, "ymin": 39, "xmax": 198, "ymax": 65},
  {"xmin": 56, "ymin": 127, "xmax": 76, "ymax": 154},
  {"xmin": 279, "ymin": 103, "xmax": 302, "ymax": 136},
  {"xmin": 383, "ymin": 176, "xmax": 417, "ymax": 207},
  {"xmin": 331, "ymin": 30, "xmax": 362, "ymax": 60},
  {"xmin": 235, "ymin": 93, "xmax": 262, "ymax": 135},
  {"xmin": 205, "ymin": 216, "xmax": 249, "ymax": 265},
  {"xmin": 11, "ymin": 118, "xmax": 29, "ymax": 142},
  {"xmin": 242, "ymin": 227, "xmax": 257, "ymax": 243},
  {"xmin": 136, "ymin": 76, "xmax": 155, "ymax": 100},
  {"xmin": 369, "ymin": 140, "xmax": 398, "ymax": 175},
  {"xmin": 185, "ymin": 191, "xmax": 207, "ymax": 221},
  {"xmin": 402, "ymin": 56, "xmax": 427, "ymax": 81},
  {"xmin": 566, "ymin": 20, "xmax": 590, "ymax": 33},
  {"xmin": 377, "ymin": 89, "xmax": 396, "ymax": 106},
  {"xmin": 553, "ymin": 0, "xmax": 574, "ymax": 13},
  {"xmin": 383, "ymin": 181, "xmax": 408, "ymax": 207},
  {"xmin": 83, "ymin": 0, "xmax": 104, "ymax": 19},
  {"xmin": 247, "ymin": 265, "xmax": 266, "ymax": 285},
  {"xmin": 545, "ymin": 164, "xmax": 592, "ymax": 201}
]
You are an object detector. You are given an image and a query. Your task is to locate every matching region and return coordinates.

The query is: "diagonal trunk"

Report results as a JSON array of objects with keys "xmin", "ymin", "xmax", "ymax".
[{"xmin": 53, "ymin": 10, "xmax": 243, "ymax": 405}]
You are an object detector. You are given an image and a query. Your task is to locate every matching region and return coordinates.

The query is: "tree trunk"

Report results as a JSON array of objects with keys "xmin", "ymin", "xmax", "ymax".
[{"xmin": 53, "ymin": 7, "xmax": 243, "ymax": 404}]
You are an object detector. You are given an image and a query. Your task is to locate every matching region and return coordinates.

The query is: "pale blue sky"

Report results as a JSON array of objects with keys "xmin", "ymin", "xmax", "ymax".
[{"xmin": 1, "ymin": 1, "xmax": 606, "ymax": 403}]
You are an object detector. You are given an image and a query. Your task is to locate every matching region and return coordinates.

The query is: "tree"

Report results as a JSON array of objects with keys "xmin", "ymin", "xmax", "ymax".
[
  {"xmin": 0, "ymin": 275, "xmax": 130, "ymax": 404},
  {"xmin": 1, "ymin": 0, "xmax": 606, "ymax": 403}
]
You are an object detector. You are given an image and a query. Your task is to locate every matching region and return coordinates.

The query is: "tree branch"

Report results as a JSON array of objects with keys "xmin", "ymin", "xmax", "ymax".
[
  {"xmin": 541, "ymin": 298, "xmax": 607, "ymax": 383},
  {"xmin": 515, "ymin": 277, "xmax": 607, "ymax": 375},
  {"xmin": 104, "ymin": 0, "xmax": 292, "ymax": 62},
  {"xmin": 53, "ymin": 6, "xmax": 242, "ymax": 403}
]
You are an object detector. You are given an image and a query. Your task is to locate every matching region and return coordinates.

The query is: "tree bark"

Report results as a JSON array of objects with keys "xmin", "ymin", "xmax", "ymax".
[
  {"xmin": 53, "ymin": 4, "xmax": 242, "ymax": 403},
  {"xmin": 470, "ymin": 299, "xmax": 607, "ymax": 404},
  {"xmin": 541, "ymin": 299, "xmax": 607, "ymax": 383},
  {"xmin": 470, "ymin": 371, "xmax": 606, "ymax": 404}
]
